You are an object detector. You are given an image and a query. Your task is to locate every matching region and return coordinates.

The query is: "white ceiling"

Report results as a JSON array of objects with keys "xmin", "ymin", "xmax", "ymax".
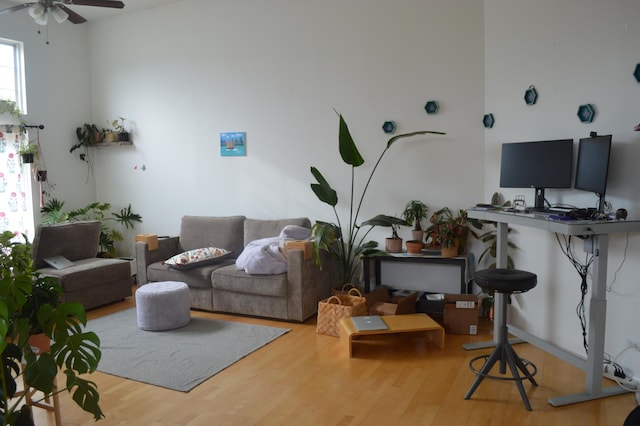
[{"xmin": 2, "ymin": 0, "xmax": 183, "ymax": 22}]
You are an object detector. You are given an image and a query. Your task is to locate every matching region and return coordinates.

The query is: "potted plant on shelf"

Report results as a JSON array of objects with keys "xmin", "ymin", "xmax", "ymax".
[
  {"xmin": 426, "ymin": 207, "xmax": 482, "ymax": 258},
  {"xmin": 0, "ymin": 98, "xmax": 27, "ymax": 131},
  {"xmin": 0, "ymin": 231, "xmax": 104, "ymax": 425},
  {"xmin": 310, "ymin": 112, "xmax": 445, "ymax": 285},
  {"xmin": 41, "ymin": 198, "xmax": 143, "ymax": 258},
  {"xmin": 385, "ymin": 220, "xmax": 407, "ymax": 253},
  {"xmin": 402, "ymin": 199, "xmax": 429, "ymax": 252},
  {"xmin": 71, "ymin": 123, "xmax": 103, "ymax": 168},
  {"xmin": 111, "ymin": 117, "xmax": 130, "ymax": 142}
]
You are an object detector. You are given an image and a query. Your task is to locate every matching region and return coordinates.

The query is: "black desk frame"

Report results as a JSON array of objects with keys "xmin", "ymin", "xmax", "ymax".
[
  {"xmin": 363, "ymin": 254, "xmax": 470, "ymax": 294},
  {"xmin": 466, "ymin": 208, "xmax": 640, "ymax": 406}
]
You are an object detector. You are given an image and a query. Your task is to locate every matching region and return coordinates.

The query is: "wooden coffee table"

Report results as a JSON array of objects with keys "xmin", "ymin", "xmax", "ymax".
[{"xmin": 339, "ymin": 313, "xmax": 445, "ymax": 357}]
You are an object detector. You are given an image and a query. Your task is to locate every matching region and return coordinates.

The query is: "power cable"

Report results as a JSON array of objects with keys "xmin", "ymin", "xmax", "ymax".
[{"xmin": 555, "ymin": 233, "xmax": 593, "ymax": 354}]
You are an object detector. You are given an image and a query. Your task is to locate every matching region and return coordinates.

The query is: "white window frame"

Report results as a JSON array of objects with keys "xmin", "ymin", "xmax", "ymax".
[{"xmin": 0, "ymin": 37, "xmax": 26, "ymax": 111}]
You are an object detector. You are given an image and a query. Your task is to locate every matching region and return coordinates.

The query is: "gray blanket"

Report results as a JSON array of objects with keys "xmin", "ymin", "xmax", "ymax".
[{"xmin": 235, "ymin": 225, "xmax": 311, "ymax": 274}]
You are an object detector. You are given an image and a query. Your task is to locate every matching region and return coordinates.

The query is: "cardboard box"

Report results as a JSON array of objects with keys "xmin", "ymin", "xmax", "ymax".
[
  {"xmin": 365, "ymin": 287, "xmax": 418, "ymax": 316},
  {"xmin": 443, "ymin": 294, "xmax": 479, "ymax": 335},
  {"xmin": 135, "ymin": 234, "xmax": 158, "ymax": 251},
  {"xmin": 285, "ymin": 240, "xmax": 313, "ymax": 260}
]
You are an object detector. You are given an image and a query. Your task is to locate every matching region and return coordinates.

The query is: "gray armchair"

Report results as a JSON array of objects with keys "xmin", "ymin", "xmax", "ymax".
[{"xmin": 32, "ymin": 220, "xmax": 133, "ymax": 310}]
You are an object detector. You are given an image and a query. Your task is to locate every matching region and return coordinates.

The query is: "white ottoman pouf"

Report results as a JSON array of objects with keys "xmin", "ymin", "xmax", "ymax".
[{"xmin": 136, "ymin": 281, "xmax": 191, "ymax": 331}]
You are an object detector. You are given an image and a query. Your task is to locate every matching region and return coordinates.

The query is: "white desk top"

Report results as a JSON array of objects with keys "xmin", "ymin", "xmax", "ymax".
[{"xmin": 467, "ymin": 207, "xmax": 640, "ymax": 236}]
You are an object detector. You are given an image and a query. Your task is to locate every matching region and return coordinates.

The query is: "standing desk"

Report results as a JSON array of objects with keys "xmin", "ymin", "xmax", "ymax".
[{"xmin": 466, "ymin": 207, "xmax": 640, "ymax": 406}]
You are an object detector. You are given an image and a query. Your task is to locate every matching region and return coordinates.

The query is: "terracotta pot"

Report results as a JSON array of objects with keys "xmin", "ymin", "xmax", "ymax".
[
  {"xmin": 440, "ymin": 240, "xmax": 460, "ymax": 258},
  {"xmin": 411, "ymin": 230, "xmax": 424, "ymax": 242},
  {"xmin": 385, "ymin": 238, "xmax": 403, "ymax": 253},
  {"xmin": 104, "ymin": 131, "xmax": 118, "ymax": 143},
  {"xmin": 28, "ymin": 333, "xmax": 51, "ymax": 355},
  {"xmin": 405, "ymin": 240, "xmax": 423, "ymax": 254}
]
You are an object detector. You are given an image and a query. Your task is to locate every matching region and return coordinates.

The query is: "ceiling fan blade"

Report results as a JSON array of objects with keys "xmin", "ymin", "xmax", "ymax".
[
  {"xmin": 0, "ymin": 4, "xmax": 35, "ymax": 16},
  {"xmin": 67, "ymin": 0, "xmax": 125, "ymax": 8},
  {"xmin": 59, "ymin": 5, "xmax": 87, "ymax": 24}
]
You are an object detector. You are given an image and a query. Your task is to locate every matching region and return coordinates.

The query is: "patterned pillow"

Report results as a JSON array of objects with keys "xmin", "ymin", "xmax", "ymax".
[{"xmin": 164, "ymin": 247, "xmax": 231, "ymax": 270}]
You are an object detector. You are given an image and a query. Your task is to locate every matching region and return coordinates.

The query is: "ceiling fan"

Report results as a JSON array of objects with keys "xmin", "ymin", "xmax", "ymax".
[{"xmin": 0, "ymin": 0, "xmax": 125, "ymax": 25}]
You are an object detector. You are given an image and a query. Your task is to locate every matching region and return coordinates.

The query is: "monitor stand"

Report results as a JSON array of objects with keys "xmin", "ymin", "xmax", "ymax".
[{"xmin": 526, "ymin": 187, "xmax": 547, "ymax": 212}]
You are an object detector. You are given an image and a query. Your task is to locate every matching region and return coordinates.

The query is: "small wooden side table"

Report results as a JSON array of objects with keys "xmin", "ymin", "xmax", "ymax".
[{"xmin": 339, "ymin": 313, "xmax": 445, "ymax": 357}]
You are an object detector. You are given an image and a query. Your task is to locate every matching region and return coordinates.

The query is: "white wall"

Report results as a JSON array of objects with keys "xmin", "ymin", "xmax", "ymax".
[
  {"xmin": 485, "ymin": 0, "xmax": 640, "ymax": 376},
  {"xmin": 86, "ymin": 0, "xmax": 486, "ymax": 249},
  {"xmin": 0, "ymin": 2, "xmax": 97, "ymax": 218}
]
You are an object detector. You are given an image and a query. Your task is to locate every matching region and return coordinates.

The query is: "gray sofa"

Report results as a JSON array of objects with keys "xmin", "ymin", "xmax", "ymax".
[
  {"xmin": 32, "ymin": 220, "xmax": 133, "ymax": 310},
  {"xmin": 135, "ymin": 216, "xmax": 340, "ymax": 322}
]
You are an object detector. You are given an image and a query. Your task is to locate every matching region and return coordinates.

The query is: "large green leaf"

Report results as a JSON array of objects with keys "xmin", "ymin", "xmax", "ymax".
[
  {"xmin": 361, "ymin": 214, "xmax": 409, "ymax": 228},
  {"xmin": 386, "ymin": 130, "xmax": 446, "ymax": 149},
  {"xmin": 338, "ymin": 114, "xmax": 364, "ymax": 167},
  {"xmin": 23, "ymin": 353, "xmax": 57, "ymax": 394},
  {"xmin": 310, "ymin": 167, "xmax": 338, "ymax": 207},
  {"xmin": 64, "ymin": 371, "xmax": 105, "ymax": 421}
]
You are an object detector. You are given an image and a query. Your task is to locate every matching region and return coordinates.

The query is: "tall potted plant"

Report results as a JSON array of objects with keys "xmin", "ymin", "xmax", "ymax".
[
  {"xmin": 310, "ymin": 113, "xmax": 445, "ymax": 285},
  {"xmin": 0, "ymin": 231, "xmax": 104, "ymax": 425}
]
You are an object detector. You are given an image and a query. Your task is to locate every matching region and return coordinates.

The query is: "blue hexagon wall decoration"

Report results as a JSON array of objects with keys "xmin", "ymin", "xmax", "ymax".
[
  {"xmin": 577, "ymin": 104, "xmax": 596, "ymax": 123},
  {"xmin": 382, "ymin": 121, "xmax": 397, "ymax": 134},
  {"xmin": 424, "ymin": 100, "xmax": 439, "ymax": 115},
  {"xmin": 524, "ymin": 85, "xmax": 538, "ymax": 105},
  {"xmin": 634, "ymin": 64, "xmax": 640, "ymax": 83},
  {"xmin": 483, "ymin": 113, "xmax": 495, "ymax": 129}
]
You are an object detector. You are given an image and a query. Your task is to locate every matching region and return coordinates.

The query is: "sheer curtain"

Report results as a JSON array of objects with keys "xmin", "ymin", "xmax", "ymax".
[{"xmin": 0, "ymin": 124, "xmax": 34, "ymax": 238}]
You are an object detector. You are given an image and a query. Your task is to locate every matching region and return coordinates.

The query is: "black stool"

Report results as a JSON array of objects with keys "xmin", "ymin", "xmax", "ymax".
[{"xmin": 464, "ymin": 269, "xmax": 538, "ymax": 410}]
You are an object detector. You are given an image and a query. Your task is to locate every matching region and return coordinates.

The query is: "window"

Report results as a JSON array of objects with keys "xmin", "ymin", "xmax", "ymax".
[
  {"xmin": 0, "ymin": 38, "xmax": 33, "ymax": 238},
  {"xmin": 0, "ymin": 38, "xmax": 25, "ymax": 109}
]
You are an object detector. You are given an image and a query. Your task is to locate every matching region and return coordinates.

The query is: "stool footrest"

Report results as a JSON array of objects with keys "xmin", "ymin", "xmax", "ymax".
[{"xmin": 469, "ymin": 354, "xmax": 538, "ymax": 382}]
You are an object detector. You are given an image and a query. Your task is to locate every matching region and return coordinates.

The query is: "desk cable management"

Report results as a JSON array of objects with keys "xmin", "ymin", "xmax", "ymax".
[{"xmin": 555, "ymin": 233, "xmax": 594, "ymax": 355}]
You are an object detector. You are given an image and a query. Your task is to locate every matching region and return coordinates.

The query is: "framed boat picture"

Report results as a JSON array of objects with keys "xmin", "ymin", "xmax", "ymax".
[{"xmin": 220, "ymin": 132, "xmax": 246, "ymax": 156}]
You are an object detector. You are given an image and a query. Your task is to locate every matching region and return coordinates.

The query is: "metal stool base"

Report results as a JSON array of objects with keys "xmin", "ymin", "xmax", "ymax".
[{"xmin": 464, "ymin": 339, "xmax": 538, "ymax": 410}]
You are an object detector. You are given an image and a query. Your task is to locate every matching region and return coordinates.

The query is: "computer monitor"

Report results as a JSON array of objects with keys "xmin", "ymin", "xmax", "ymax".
[
  {"xmin": 499, "ymin": 139, "xmax": 574, "ymax": 211},
  {"xmin": 574, "ymin": 134, "xmax": 612, "ymax": 214}
]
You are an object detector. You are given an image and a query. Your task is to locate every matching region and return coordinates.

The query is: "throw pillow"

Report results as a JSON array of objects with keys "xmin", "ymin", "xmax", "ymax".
[{"xmin": 164, "ymin": 247, "xmax": 231, "ymax": 270}]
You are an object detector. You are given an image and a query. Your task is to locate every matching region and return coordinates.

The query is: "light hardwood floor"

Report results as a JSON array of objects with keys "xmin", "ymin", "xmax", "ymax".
[{"xmin": 31, "ymin": 294, "xmax": 637, "ymax": 425}]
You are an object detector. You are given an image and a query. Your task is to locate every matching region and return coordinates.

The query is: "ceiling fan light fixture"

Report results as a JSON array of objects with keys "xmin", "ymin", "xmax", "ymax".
[
  {"xmin": 28, "ymin": 3, "xmax": 48, "ymax": 25},
  {"xmin": 51, "ymin": 5, "xmax": 69, "ymax": 24}
]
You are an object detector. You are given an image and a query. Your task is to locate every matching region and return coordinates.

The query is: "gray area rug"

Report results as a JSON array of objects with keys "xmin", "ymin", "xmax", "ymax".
[{"xmin": 85, "ymin": 308, "xmax": 290, "ymax": 392}]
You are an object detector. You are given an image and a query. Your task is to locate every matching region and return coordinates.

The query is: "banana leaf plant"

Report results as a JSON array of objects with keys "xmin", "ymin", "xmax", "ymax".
[{"xmin": 310, "ymin": 113, "xmax": 445, "ymax": 285}]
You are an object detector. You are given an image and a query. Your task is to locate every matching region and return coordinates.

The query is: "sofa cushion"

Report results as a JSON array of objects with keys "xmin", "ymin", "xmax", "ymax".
[
  {"xmin": 243, "ymin": 217, "xmax": 311, "ymax": 246},
  {"xmin": 147, "ymin": 260, "xmax": 234, "ymax": 289},
  {"xmin": 38, "ymin": 257, "xmax": 130, "ymax": 292},
  {"xmin": 212, "ymin": 264, "xmax": 288, "ymax": 297},
  {"xmin": 32, "ymin": 221, "xmax": 101, "ymax": 269},
  {"xmin": 164, "ymin": 247, "xmax": 231, "ymax": 270},
  {"xmin": 179, "ymin": 216, "xmax": 245, "ymax": 259}
]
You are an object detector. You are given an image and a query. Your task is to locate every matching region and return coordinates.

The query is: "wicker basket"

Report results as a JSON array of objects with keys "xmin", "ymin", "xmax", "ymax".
[{"xmin": 316, "ymin": 288, "xmax": 368, "ymax": 337}]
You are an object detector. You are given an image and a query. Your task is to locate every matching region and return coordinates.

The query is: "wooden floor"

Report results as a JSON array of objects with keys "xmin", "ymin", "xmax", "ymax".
[{"xmin": 31, "ymin": 295, "xmax": 637, "ymax": 425}]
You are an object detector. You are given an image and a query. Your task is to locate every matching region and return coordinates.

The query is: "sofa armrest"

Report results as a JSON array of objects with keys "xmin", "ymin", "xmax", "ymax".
[
  {"xmin": 286, "ymin": 249, "xmax": 340, "ymax": 321},
  {"xmin": 135, "ymin": 236, "xmax": 180, "ymax": 285}
]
